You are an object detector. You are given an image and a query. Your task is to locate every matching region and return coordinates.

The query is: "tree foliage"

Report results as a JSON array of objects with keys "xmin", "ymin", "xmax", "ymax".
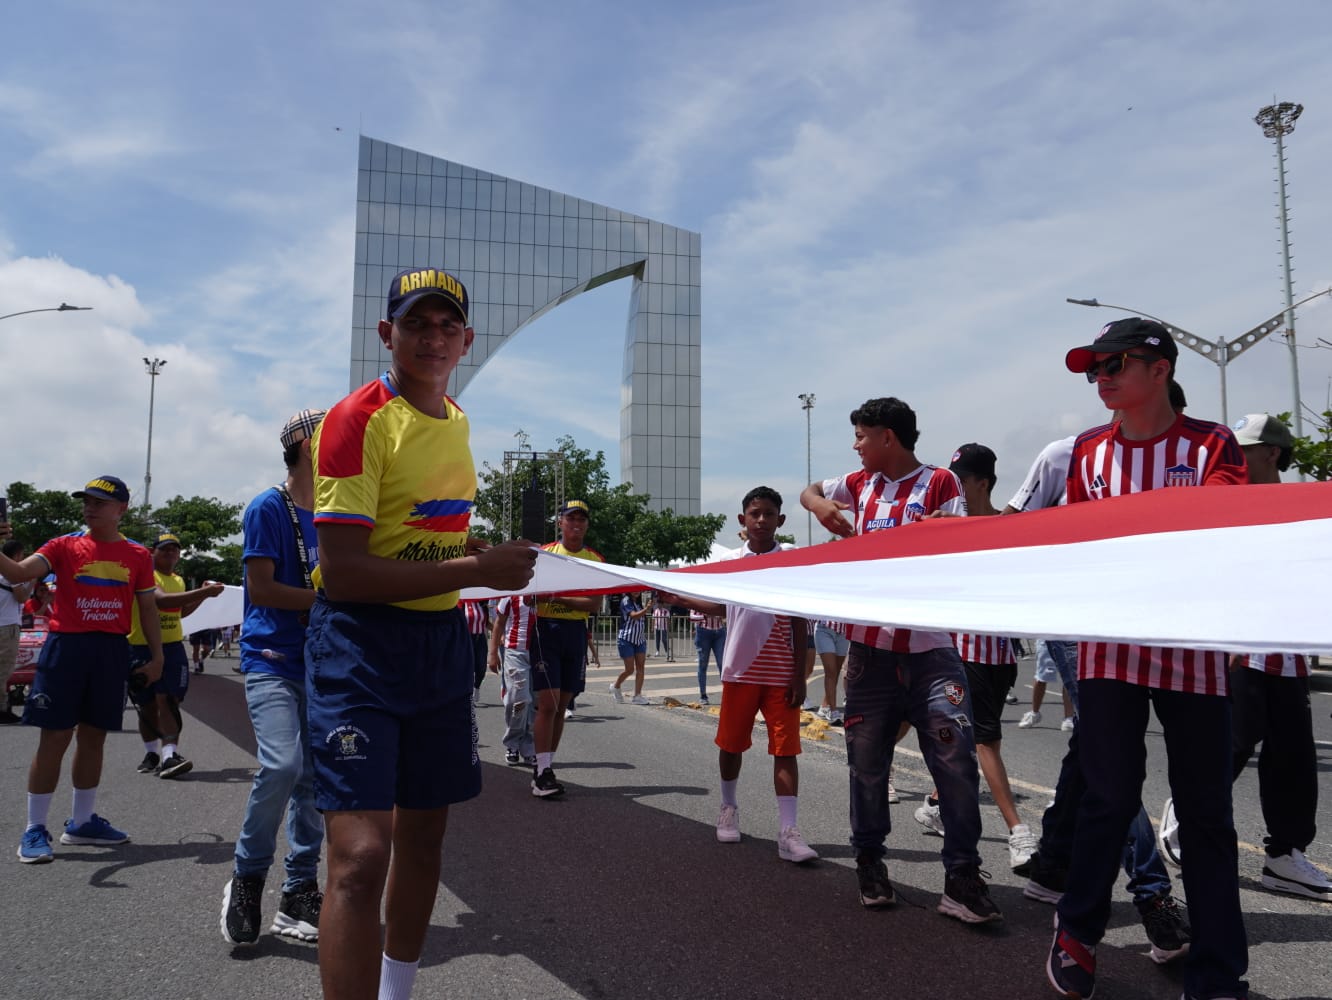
[
  {"xmin": 3, "ymin": 481, "xmax": 244, "ymax": 585},
  {"xmin": 472, "ymin": 435, "xmax": 725, "ymax": 567},
  {"xmin": 1279, "ymin": 410, "xmax": 1332, "ymax": 482}
]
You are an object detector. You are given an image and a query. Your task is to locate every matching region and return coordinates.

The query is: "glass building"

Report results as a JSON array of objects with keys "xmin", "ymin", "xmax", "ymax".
[{"xmin": 351, "ymin": 136, "xmax": 701, "ymax": 515}]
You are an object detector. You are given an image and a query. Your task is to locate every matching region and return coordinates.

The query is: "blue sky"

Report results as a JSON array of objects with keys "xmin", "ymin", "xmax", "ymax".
[{"xmin": 3, "ymin": 1, "xmax": 1331, "ymax": 545}]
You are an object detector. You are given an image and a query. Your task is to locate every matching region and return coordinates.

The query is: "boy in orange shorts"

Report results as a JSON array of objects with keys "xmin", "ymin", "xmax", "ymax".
[{"xmin": 660, "ymin": 486, "xmax": 814, "ymax": 863}]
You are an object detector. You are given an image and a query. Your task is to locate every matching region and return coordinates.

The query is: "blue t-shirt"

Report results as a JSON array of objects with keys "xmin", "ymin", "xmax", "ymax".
[{"xmin": 240, "ymin": 486, "xmax": 317, "ymax": 681}]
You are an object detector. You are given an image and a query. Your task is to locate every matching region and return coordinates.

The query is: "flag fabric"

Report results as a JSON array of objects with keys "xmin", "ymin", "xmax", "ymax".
[{"xmin": 461, "ymin": 482, "xmax": 1332, "ymax": 655}]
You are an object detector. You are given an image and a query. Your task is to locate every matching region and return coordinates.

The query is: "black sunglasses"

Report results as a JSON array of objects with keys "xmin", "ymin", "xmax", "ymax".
[{"xmin": 1084, "ymin": 352, "xmax": 1156, "ymax": 383}]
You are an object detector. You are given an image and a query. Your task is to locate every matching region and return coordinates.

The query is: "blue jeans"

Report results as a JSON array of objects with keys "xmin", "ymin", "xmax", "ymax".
[
  {"xmin": 233, "ymin": 672, "xmax": 323, "ymax": 892},
  {"xmin": 1059, "ymin": 678, "xmax": 1248, "ymax": 998},
  {"xmin": 695, "ymin": 626, "xmax": 725, "ymax": 695},
  {"xmin": 843, "ymin": 642, "xmax": 982, "ymax": 872},
  {"xmin": 1038, "ymin": 640, "xmax": 1171, "ymax": 904}
]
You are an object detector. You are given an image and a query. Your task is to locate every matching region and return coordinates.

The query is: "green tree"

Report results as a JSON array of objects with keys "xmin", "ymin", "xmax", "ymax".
[
  {"xmin": 473, "ymin": 435, "xmax": 725, "ymax": 567},
  {"xmin": 1279, "ymin": 410, "xmax": 1332, "ymax": 481},
  {"xmin": 4, "ymin": 482, "xmax": 82, "ymax": 549}
]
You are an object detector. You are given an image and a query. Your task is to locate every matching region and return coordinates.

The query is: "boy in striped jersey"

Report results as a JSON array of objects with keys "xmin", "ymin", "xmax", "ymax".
[
  {"xmin": 658, "ymin": 487, "xmax": 816, "ymax": 864},
  {"xmin": 489, "ymin": 595, "xmax": 537, "ymax": 768},
  {"xmin": 802, "ymin": 398, "xmax": 999, "ymax": 924},
  {"xmin": 1047, "ymin": 319, "xmax": 1249, "ymax": 1000}
]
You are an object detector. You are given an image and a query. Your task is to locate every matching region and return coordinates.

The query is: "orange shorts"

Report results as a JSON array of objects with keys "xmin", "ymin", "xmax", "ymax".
[{"xmin": 714, "ymin": 681, "xmax": 802, "ymax": 757}]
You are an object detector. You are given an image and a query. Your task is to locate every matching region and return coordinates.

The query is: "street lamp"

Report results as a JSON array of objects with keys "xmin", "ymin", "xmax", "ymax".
[
  {"xmin": 1255, "ymin": 101, "xmax": 1305, "ymax": 436},
  {"xmin": 1065, "ymin": 289, "xmax": 1332, "ymax": 425},
  {"xmin": 798, "ymin": 393, "xmax": 815, "ymax": 546},
  {"xmin": 0, "ymin": 302, "xmax": 92, "ymax": 322},
  {"xmin": 143, "ymin": 358, "xmax": 167, "ymax": 509}
]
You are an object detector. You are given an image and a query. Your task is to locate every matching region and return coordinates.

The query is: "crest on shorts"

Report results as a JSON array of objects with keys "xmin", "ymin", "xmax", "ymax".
[
  {"xmin": 28, "ymin": 692, "xmax": 52, "ymax": 710},
  {"xmin": 1164, "ymin": 463, "xmax": 1197, "ymax": 487},
  {"xmin": 326, "ymin": 723, "xmax": 371, "ymax": 762},
  {"xmin": 943, "ymin": 681, "xmax": 965, "ymax": 706}
]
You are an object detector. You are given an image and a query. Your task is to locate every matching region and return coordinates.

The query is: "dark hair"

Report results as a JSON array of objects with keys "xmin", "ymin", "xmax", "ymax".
[
  {"xmin": 1167, "ymin": 379, "xmax": 1187, "ymax": 412},
  {"xmin": 849, "ymin": 397, "xmax": 920, "ymax": 450},
  {"xmin": 2, "ymin": 540, "xmax": 24, "ymax": 559},
  {"xmin": 741, "ymin": 485, "xmax": 783, "ymax": 511},
  {"xmin": 282, "ymin": 442, "xmax": 302, "ymax": 469},
  {"xmin": 1276, "ymin": 447, "xmax": 1293, "ymax": 473}
]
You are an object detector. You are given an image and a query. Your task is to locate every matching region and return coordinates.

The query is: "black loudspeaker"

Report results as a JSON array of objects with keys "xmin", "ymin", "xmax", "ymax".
[{"xmin": 521, "ymin": 487, "xmax": 548, "ymax": 543}]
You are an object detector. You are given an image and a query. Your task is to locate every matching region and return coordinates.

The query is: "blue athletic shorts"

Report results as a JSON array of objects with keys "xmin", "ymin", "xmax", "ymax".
[
  {"xmin": 129, "ymin": 641, "xmax": 191, "ymax": 703},
  {"xmin": 305, "ymin": 596, "xmax": 480, "ymax": 812},
  {"xmin": 22, "ymin": 632, "xmax": 130, "ymax": 731},
  {"xmin": 531, "ymin": 618, "xmax": 588, "ymax": 695}
]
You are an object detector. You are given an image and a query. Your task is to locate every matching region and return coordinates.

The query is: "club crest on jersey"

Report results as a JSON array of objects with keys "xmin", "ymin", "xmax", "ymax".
[
  {"xmin": 1164, "ymin": 463, "xmax": 1197, "ymax": 487},
  {"xmin": 904, "ymin": 501, "xmax": 927, "ymax": 522},
  {"xmin": 943, "ymin": 681, "xmax": 965, "ymax": 706},
  {"xmin": 326, "ymin": 724, "xmax": 371, "ymax": 762}
]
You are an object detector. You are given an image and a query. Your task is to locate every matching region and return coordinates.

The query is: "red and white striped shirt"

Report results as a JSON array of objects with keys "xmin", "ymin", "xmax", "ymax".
[
  {"xmin": 1067, "ymin": 415, "xmax": 1247, "ymax": 694},
  {"xmin": 691, "ymin": 609, "xmax": 726, "ymax": 630},
  {"xmin": 719, "ymin": 543, "xmax": 799, "ymax": 685},
  {"xmin": 495, "ymin": 595, "xmax": 536, "ymax": 650},
  {"xmin": 953, "ymin": 633, "xmax": 1016, "ymax": 666},
  {"xmin": 461, "ymin": 599, "xmax": 489, "ymax": 636},
  {"xmin": 1242, "ymin": 653, "xmax": 1308, "ymax": 679},
  {"xmin": 823, "ymin": 465, "xmax": 965, "ymax": 653}
]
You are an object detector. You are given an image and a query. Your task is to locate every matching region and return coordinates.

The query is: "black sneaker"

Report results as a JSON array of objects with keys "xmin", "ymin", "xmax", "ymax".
[
  {"xmin": 272, "ymin": 880, "xmax": 321, "ymax": 942},
  {"xmin": 1139, "ymin": 893, "xmax": 1190, "ymax": 964},
  {"xmin": 504, "ymin": 749, "xmax": 522, "ymax": 766},
  {"xmin": 938, "ymin": 866, "xmax": 1002, "ymax": 924},
  {"xmin": 531, "ymin": 767, "xmax": 565, "ymax": 798},
  {"xmin": 158, "ymin": 753, "xmax": 194, "ymax": 779},
  {"xmin": 220, "ymin": 875, "xmax": 265, "ymax": 946},
  {"xmin": 1023, "ymin": 852, "xmax": 1066, "ymax": 905},
  {"xmin": 856, "ymin": 855, "xmax": 895, "ymax": 908},
  {"xmin": 136, "ymin": 752, "xmax": 161, "ymax": 774}
]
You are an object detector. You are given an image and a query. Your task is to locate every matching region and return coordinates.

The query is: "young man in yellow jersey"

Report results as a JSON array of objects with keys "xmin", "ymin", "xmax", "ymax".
[{"xmin": 309, "ymin": 266, "xmax": 537, "ymax": 1000}]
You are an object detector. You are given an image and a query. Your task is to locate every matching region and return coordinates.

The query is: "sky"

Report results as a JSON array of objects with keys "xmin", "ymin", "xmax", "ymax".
[{"xmin": 3, "ymin": 0, "xmax": 1332, "ymax": 548}]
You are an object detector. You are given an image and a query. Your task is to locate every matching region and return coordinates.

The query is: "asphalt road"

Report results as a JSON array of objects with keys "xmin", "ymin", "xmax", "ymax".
[{"xmin": 1, "ymin": 648, "xmax": 1329, "ymax": 1000}]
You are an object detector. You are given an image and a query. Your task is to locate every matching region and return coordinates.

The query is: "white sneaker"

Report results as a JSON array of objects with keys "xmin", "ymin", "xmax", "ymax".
[
  {"xmin": 830, "ymin": 708, "xmax": 844, "ymax": 725},
  {"xmin": 778, "ymin": 826, "xmax": 819, "ymax": 863},
  {"xmin": 1060, "ymin": 717, "xmax": 1076, "ymax": 732},
  {"xmin": 1017, "ymin": 710, "xmax": 1041, "ymax": 729},
  {"xmin": 816, "ymin": 705, "xmax": 833, "ymax": 722},
  {"xmin": 563, "ymin": 708, "xmax": 574, "ymax": 720},
  {"xmin": 630, "ymin": 694, "xmax": 649, "ymax": 705},
  {"xmin": 1008, "ymin": 823, "xmax": 1039, "ymax": 870},
  {"xmin": 1261, "ymin": 848, "xmax": 1332, "ymax": 901},
  {"xmin": 801, "ymin": 698, "xmax": 819, "ymax": 711},
  {"xmin": 887, "ymin": 766, "xmax": 899, "ymax": 804},
  {"xmin": 1004, "ymin": 691, "xmax": 1019, "ymax": 704},
  {"xmin": 1159, "ymin": 797, "xmax": 1181, "ymax": 867},
  {"xmin": 608, "ymin": 685, "xmax": 624, "ymax": 704},
  {"xmin": 914, "ymin": 802, "xmax": 945, "ymax": 837},
  {"xmin": 716, "ymin": 804, "xmax": 740, "ymax": 843}
]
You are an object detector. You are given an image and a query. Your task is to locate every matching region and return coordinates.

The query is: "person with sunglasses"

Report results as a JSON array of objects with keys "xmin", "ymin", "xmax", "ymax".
[{"xmin": 1045, "ymin": 318, "xmax": 1250, "ymax": 1000}]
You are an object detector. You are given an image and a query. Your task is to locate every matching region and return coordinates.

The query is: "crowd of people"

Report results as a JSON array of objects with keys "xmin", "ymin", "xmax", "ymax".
[{"xmin": 1, "ymin": 262, "xmax": 1328, "ymax": 1000}]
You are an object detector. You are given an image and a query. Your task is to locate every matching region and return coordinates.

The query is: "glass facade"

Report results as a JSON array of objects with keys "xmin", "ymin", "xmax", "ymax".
[{"xmin": 352, "ymin": 136, "xmax": 701, "ymax": 515}]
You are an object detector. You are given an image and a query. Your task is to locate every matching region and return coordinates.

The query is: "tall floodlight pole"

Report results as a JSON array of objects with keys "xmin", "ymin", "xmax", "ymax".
[
  {"xmin": 798, "ymin": 393, "xmax": 815, "ymax": 546},
  {"xmin": 142, "ymin": 358, "xmax": 167, "ymax": 509},
  {"xmin": 1255, "ymin": 101, "xmax": 1304, "ymax": 436}
]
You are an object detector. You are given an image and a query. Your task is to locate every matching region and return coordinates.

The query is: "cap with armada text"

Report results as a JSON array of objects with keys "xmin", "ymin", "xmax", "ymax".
[
  {"xmin": 152, "ymin": 532, "xmax": 182, "ymax": 549},
  {"xmin": 281, "ymin": 409, "xmax": 327, "ymax": 450},
  {"xmin": 386, "ymin": 267, "xmax": 470, "ymax": 325},
  {"xmin": 72, "ymin": 475, "xmax": 130, "ymax": 503},
  {"xmin": 558, "ymin": 500, "xmax": 591, "ymax": 518},
  {"xmin": 1232, "ymin": 413, "xmax": 1294, "ymax": 450},
  {"xmin": 1065, "ymin": 317, "xmax": 1179, "ymax": 375}
]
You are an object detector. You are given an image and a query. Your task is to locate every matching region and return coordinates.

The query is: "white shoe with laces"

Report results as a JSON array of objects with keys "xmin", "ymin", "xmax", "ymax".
[
  {"xmin": 608, "ymin": 685, "xmax": 624, "ymax": 704},
  {"xmin": 716, "ymin": 804, "xmax": 740, "ymax": 843},
  {"xmin": 1060, "ymin": 716, "xmax": 1076, "ymax": 732},
  {"xmin": 1262, "ymin": 848, "xmax": 1332, "ymax": 901},
  {"xmin": 778, "ymin": 826, "xmax": 819, "ymax": 863},
  {"xmin": 1017, "ymin": 710, "xmax": 1041, "ymax": 729},
  {"xmin": 1008, "ymin": 823, "xmax": 1039, "ymax": 870}
]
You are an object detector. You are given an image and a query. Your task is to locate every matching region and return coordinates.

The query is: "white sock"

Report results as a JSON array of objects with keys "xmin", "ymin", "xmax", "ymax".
[
  {"xmin": 143, "ymin": 740, "xmax": 161, "ymax": 754},
  {"xmin": 162, "ymin": 743, "xmax": 178, "ymax": 759},
  {"xmin": 26, "ymin": 792, "xmax": 53, "ymax": 831},
  {"xmin": 536, "ymin": 752, "xmax": 554, "ymax": 773},
  {"xmin": 720, "ymin": 779, "xmax": 739, "ymax": 808},
  {"xmin": 378, "ymin": 953, "xmax": 420, "ymax": 1000},
  {"xmin": 777, "ymin": 795, "xmax": 798, "ymax": 829},
  {"xmin": 71, "ymin": 787, "xmax": 97, "ymax": 826}
]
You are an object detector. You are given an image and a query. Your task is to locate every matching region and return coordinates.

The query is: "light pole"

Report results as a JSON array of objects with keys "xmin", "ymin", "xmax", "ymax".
[
  {"xmin": 1255, "ymin": 101, "xmax": 1305, "ymax": 436},
  {"xmin": 143, "ymin": 358, "xmax": 167, "ymax": 509},
  {"xmin": 1065, "ymin": 289, "xmax": 1332, "ymax": 426},
  {"xmin": 0, "ymin": 302, "xmax": 92, "ymax": 322},
  {"xmin": 798, "ymin": 393, "xmax": 815, "ymax": 546}
]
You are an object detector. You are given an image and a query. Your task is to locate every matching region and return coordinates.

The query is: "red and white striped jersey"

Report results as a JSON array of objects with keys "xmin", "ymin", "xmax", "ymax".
[
  {"xmin": 495, "ymin": 595, "xmax": 536, "ymax": 650},
  {"xmin": 461, "ymin": 599, "xmax": 489, "ymax": 636},
  {"xmin": 719, "ymin": 543, "xmax": 799, "ymax": 685},
  {"xmin": 823, "ymin": 465, "xmax": 965, "ymax": 653},
  {"xmin": 1067, "ymin": 415, "xmax": 1248, "ymax": 694},
  {"xmin": 1242, "ymin": 653, "xmax": 1308, "ymax": 679},
  {"xmin": 953, "ymin": 633, "xmax": 1016, "ymax": 666},
  {"xmin": 691, "ymin": 609, "xmax": 726, "ymax": 630}
]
